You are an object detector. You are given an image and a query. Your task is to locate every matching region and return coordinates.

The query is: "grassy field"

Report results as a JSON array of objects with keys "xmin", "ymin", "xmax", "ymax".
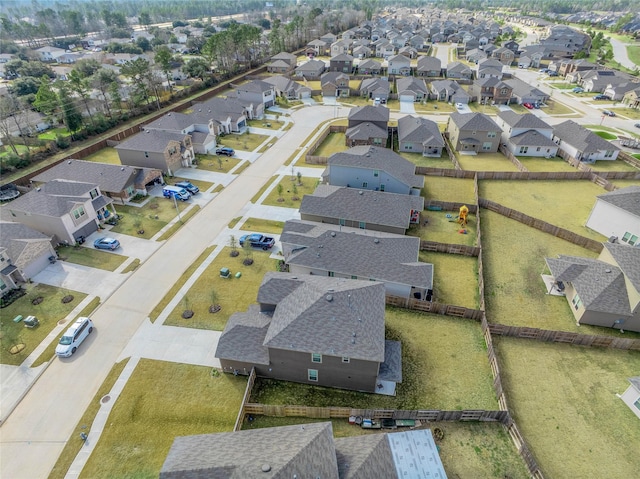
[
  {"xmin": 409, "ymin": 211, "xmax": 477, "ymax": 247},
  {"xmin": 414, "ymin": 101, "xmax": 457, "ymax": 113},
  {"xmin": 312, "ymin": 132, "xmax": 349, "ymax": 157},
  {"xmin": 83, "ymin": 147, "xmax": 121, "ymax": 165},
  {"xmin": 195, "ymin": 154, "xmax": 241, "ymax": 173},
  {"xmin": 612, "ymin": 179, "xmax": 640, "ymax": 189},
  {"xmin": 56, "ymin": 245, "xmax": 127, "ymax": 271},
  {"xmin": 247, "ymin": 119, "xmax": 284, "ymax": 130},
  {"xmin": 518, "ymin": 156, "xmax": 576, "ymax": 172},
  {"xmin": 239, "ymin": 217, "xmax": 284, "ymax": 235},
  {"xmin": 594, "ymin": 131, "xmax": 617, "ymax": 140},
  {"xmin": 37, "ymin": 127, "xmax": 70, "ymax": 141},
  {"xmin": 79, "ymin": 360, "xmax": 247, "ymax": 479},
  {"xmin": 418, "ymin": 251, "xmax": 479, "ymax": 308},
  {"xmin": 627, "ymin": 44, "xmax": 640, "ymax": 66},
  {"xmin": 589, "ymin": 159, "xmax": 640, "ymax": 173},
  {"xmin": 397, "ymin": 151, "xmax": 455, "ymax": 169},
  {"xmin": 217, "ymin": 132, "xmax": 269, "ymax": 152},
  {"xmin": 543, "ymin": 99, "xmax": 578, "ymax": 116},
  {"xmin": 163, "ymin": 247, "xmax": 279, "ymax": 331},
  {"xmin": 261, "ymin": 176, "xmax": 318, "ymax": 208},
  {"xmin": 609, "ymin": 107, "xmax": 640, "ymax": 120},
  {"xmin": 495, "ymin": 337, "xmax": 640, "ymax": 479},
  {"xmin": 110, "ymin": 197, "xmax": 191, "ymax": 239},
  {"xmin": 457, "ymin": 153, "xmax": 520, "ymax": 172},
  {"xmin": 252, "ymin": 308, "xmax": 497, "ymax": 411},
  {"xmin": 423, "ymin": 176, "xmax": 476, "ymax": 204},
  {"xmin": 479, "ymin": 180, "xmax": 608, "ymax": 242},
  {"xmin": 0, "ymin": 284, "xmax": 86, "ymax": 365}
]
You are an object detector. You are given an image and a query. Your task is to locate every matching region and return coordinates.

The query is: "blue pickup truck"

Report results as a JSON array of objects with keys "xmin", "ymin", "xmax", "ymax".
[{"xmin": 239, "ymin": 233, "xmax": 275, "ymax": 250}]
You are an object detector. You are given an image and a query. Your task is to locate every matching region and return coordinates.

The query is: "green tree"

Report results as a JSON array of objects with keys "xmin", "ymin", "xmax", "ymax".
[
  {"xmin": 92, "ymin": 69, "xmax": 119, "ymax": 118},
  {"xmin": 154, "ymin": 46, "xmax": 174, "ymax": 94},
  {"xmin": 57, "ymin": 83, "xmax": 83, "ymax": 138},
  {"xmin": 33, "ymin": 76, "xmax": 58, "ymax": 119},
  {"xmin": 182, "ymin": 58, "xmax": 210, "ymax": 81},
  {"xmin": 68, "ymin": 69, "xmax": 94, "ymax": 126},
  {"xmin": 139, "ymin": 12, "xmax": 151, "ymax": 29}
]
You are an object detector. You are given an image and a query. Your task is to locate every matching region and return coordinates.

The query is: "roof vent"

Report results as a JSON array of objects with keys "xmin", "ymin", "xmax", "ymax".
[
  {"xmin": 351, "ymin": 339, "xmax": 356, "ymax": 344},
  {"xmin": 328, "ymin": 288, "xmax": 334, "ymax": 292},
  {"xmin": 167, "ymin": 112, "xmax": 171, "ymax": 116},
  {"xmin": 330, "ymin": 231, "xmax": 336, "ymax": 237},
  {"xmin": 36, "ymin": 187, "xmax": 41, "ymax": 192},
  {"xmin": 67, "ymin": 160, "xmax": 72, "ymax": 164},
  {"xmin": 292, "ymin": 276, "xmax": 297, "ymax": 279},
  {"xmin": 121, "ymin": 167, "xmax": 125, "ymax": 171},
  {"xmin": 352, "ymin": 332, "xmax": 356, "ymax": 337},
  {"xmin": 261, "ymin": 464, "xmax": 271, "ymax": 473},
  {"xmin": 326, "ymin": 294, "xmax": 333, "ymax": 302},
  {"xmin": 605, "ymin": 268, "xmax": 612, "ymax": 273},
  {"xmin": 359, "ymin": 190, "xmax": 364, "ymax": 195},
  {"xmin": 374, "ymin": 238, "xmax": 380, "ymax": 244}
]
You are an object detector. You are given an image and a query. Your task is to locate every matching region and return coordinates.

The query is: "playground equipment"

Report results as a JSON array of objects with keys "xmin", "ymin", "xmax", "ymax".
[{"xmin": 457, "ymin": 205, "xmax": 469, "ymax": 227}]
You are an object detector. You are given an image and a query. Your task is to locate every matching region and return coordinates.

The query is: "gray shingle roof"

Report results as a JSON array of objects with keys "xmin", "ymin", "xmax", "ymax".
[
  {"xmin": 300, "ymin": 185, "xmax": 424, "ymax": 230},
  {"xmin": 378, "ymin": 340, "xmax": 402, "ymax": 382},
  {"xmin": 358, "ymin": 59, "xmax": 382, "ymax": 71},
  {"xmin": 447, "ymin": 61, "xmax": 472, "ymax": 74},
  {"xmin": 360, "ymin": 77, "xmax": 389, "ymax": 94},
  {"xmin": 192, "ymin": 97, "xmax": 247, "ymax": 123},
  {"xmin": 504, "ymin": 78, "xmax": 547, "ymax": 100},
  {"xmin": 281, "ymin": 220, "xmax": 433, "ymax": 292},
  {"xmin": 416, "ymin": 55, "xmax": 441, "ymax": 71},
  {"xmin": 144, "ymin": 112, "xmax": 193, "ymax": 131},
  {"xmin": 397, "ymin": 115, "xmax": 444, "ymax": 147},
  {"xmin": 328, "ymin": 146, "xmax": 423, "ymax": 189},
  {"xmin": 396, "ymin": 76, "xmax": 428, "ymax": 95},
  {"xmin": 509, "ymin": 130, "xmax": 558, "ymax": 147},
  {"xmin": 214, "ymin": 305, "xmax": 271, "ymax": 365},
  {"xmin": 0, "ymin": 221, "xmax": 51, "ymax": 263},
  {"xmin": 160, "ymin": 422, "xmax": 338, "ymax": 479},
  {"xmin": 7, "ymin": 180, "xmax": 96, "ymax": 217},
  {"xmin": 237, "ymin": 79, "xmax": 274, "ymax": 93},
  {"xmin": 596, "ymin": 186, "xmax": 640, "ymax": 217},
  {"xmin": 546, "ymin": 255, "xmax": 631, "ymax": 316},
  {"xmin": 331, "ymin": 53, "xmax": 354, "ymax": 62},
  {"xmin": 628, "ymin": 376, "xmax": 640, "ymax": 391},
  {"xmin": 321, "ymin": 71, "xmax": 350, "ymax": 87},
  {"xmin": 345, "ymin": 122, "xmax": 388, "ymax": 140},
  {"xmin": 497, "ymin": 111, "xmax": 552, "ymax": 130},
  {"xmin": 449, "ymin": 112, "xmax": 500, "ymax": 132},
  {"xmin": 115, "ymin": 129, "xmax": 185, "ymax": 153},
  {"xmin": 335, "ymin": 434, "xmax": 396, "ymax": 479},
  {"xmin": 553, "ymin": 120, "xmax": 620, "ymax": 154},
  {"xmin": 295, "ymin": 59, "xmax": 326, "ymax": 72},
  {"xmin": 348, "ymin": 105, "xmax": 390, "ymax": 123},
  {"xmin": 603, "ymin": 241, "xmax": 640, "ymax": 293}
]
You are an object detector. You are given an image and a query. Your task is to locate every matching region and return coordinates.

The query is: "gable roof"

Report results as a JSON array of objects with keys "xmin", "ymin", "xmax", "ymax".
[
  {"xmin": 358, "ymin": 58, "xmax": 382, "ymax": 70},
  {"xmin": 447, "ymin": 61, "xmax": 472, "ymax": 74},
  {"xmin": 300, "ymin": 184, "xmax": 424, "ymax": 229},
  {"xmin": 416, "ymin": 55, "xmax": 441, "ymax": 71},
  {"xmin": 397, "ymin": 115, "xmax": 444, "ymax": 147},
  {"xmin": 595, "ymin": 186, "xmax": 640, "ymax": 217},
  {"xmin": 0, "ymin": 222, "xmax": 52, "ymax": 265},
  {"xmin": 345, "ymin": 122, "xmax": 388, "ymax": 140},
  {"xmin": 603, "ymin": 242, "xmax": 640, "ymax": 293},
  {"xmin": 115, "ymin": 129, "xmax": 185, "ymax": 153},
  {"xmin": 348, "ymin": 105, "xmax": 390, "ymax": 123},
  {"xmin": 7, "ymin": 180, "xmax": 97, "ymax": 217},
  {"xmin": 509, "ymin": 130, "xmax": 558, "ymax": 147},
  {"xmin": 144, "ymin": 112, "xmax": 194, "ymax": 131},
  {"xmin": 396, "ymin": 76, "xmax": 428, "ymax": 94},
  {"xmin": 331, "ymin": 53, "xmax": 354, "ymax": 62},
  {"xmin": 327, "ymin": 146, "xmax": 422, "ymax": 189},
  {"xmin": 449, "ymin": 112, "xmax": 500, "ymax": 132},
  {"xmin": 295, "ymin": 59, "xmax": 326, "ymax": 72},
  {"xmin": 553, "ymin": 120, "xmax": 620, "ymax": 154},
  {"xmin": 503, "ymin": 78, "xmax": 547, "ymax": 99},
  {"xmin": 236, "ymin": 79, "xmax": 273, "ymax": 93},
  {"xmin": 214, "ymin": 305, "xmax": 271, "ymax": 365},
  {"xmin": 360, "ymin": 77, "xmax": 389, "ymax": 94},
  {"xmin": 497, "ymin": 111, "xmax": 552, "ymax": 130},
  {"xmin": 321, "ymin": 71, "xmax": 350, "ymax": 87},
  {"xmin": 335, "ymin": 433, "xmax": 396, "ymax": 478}
]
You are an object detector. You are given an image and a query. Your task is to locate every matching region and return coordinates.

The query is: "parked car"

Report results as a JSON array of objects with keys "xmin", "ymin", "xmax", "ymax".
[
  {"xmin": 523, "ymin": 102, "xmax": 534, "ymax": 109},
  {"xmin": 163, "ymin": 185, "xmax": 191, "ymax": 201},
  {"xmin": 548, "ymin": 71, "xmax": 558, "ymax": 77},
  {"xmin": 373, "ymin": 98, "xmax": 381, "ymax": 106},
  {"xmin": 55, "ymin": 317, "xmax": 94, "ymax": 357},
  {"xmin": 239, "ymin": 233, "xmax": 275, "ymax": 250},
  {"xmin": 602, "ymin": 110, "xmax": 616, "ymax": 117},
  {"xmin": 572, "ymin": 87, "xmax": 584, "ymax": 93},
  {"xmin": 175, "ymin": 181, "xmax": 199, "ymax": 195},
  {"xmin": 455, "ymin": 103, "xmax": 464, "ymax": 109},
  {"xmin": 593, "ymin": 94, "xmax": 610, "ymax": 100},
  {"xmin": 635, "ymin": 123, "xmax": 640, "ymax": 129},
  {"xmin": 93, "ymin": 237, "xmax": 120, "ymax": 250},
  {"xmin": 216, "ymin": 147, "xmax": 235, "ymax": 156}
]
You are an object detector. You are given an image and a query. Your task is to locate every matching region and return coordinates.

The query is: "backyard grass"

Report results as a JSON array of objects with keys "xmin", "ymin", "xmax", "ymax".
[
  {"xmin": 217, "ymin": 132, "xmax": 269, "ymax": 152},
  {"xmin": 423, "ymin": 176, "xmax": 476, "ymax": 204},
  {"xmin": 56, "ymin": 245, "xmax": 127, "ymax": 271},
  {"xmin": 82, "ymin": 147, "xmax": 121, "ymax": 165},
  {"xmin": 409, "ymin": 212, "xmax": 477, "ymax": 247},
  {"xmin": 517, "ymin": 156, "xmax": 576, "ymax": 172},
  {"xmin": 48, "ymin": 359, "xmax": 129, "ymax": 479},
  {"xmin": 594, "ymin": 131, "xmax": 617, "ymax": 140},
  {"xmin": 163, "ymin": 247, "xmax": 279, "ymax": 331},
  {"xmin": 156, "ymin": 205, "xmax": 201, "ymax": 241},
  {"xmin": 239, "ymin": 217, "xmax": 284, "ymax": 235},
  {"xmin": 37, "ymin": 127, "xmax": 70, "ymax": 141},
  {"xmin": 195, "ymin": 154, "xmax": 241, "ymax": 173},
  {"xmin": 418, "ymin": 251, "xmax": 479, "ymax": 308},
  {"xmin": 247, "ymin": 119, "xmax": 284, "ymax": 130},
  {"xmin": 250, "ymin": 175, "xmax": 278, "ymax": 203},
  {"xmin": 495, "ymin": 338, "xmax": 640, "ymax": 479},
  {"xmin": 312, "ymin": 132, "xmax": 349, "ymax": 157},
  {"xmin": 457, "ymin": 152, "xmax": 520, "ymax": 172},
  {"xmin": 78, "ymin": 360, "xmax": 247, "ymax": 479},
  {"xmin": 613, "ymin": 179, "xmax": 640, "ymax": 189},
  {"xmin": 110, "ymin": 197, "xmax": 191, "ymax": 239},
  {"xmin": 261, "ymin": 176, "xmax": 317, "ymax": 208},
  {"xmin": 589, "ymin": 159, "xmax": 640, "ymax": 173},
  {"xmin": 397, "ymin": 151, "xmax": 455, "ymax": 169},
  {"xmin": 252, "ymin": 308, "xmax": 497, "ymax": 411},
  {"xmin": 479, "ymin": 180, "xmax": 609, "ymax": 242},
  {"xmin": 0, "ymin": 284, "xmax": 86, "ymax": 365}
]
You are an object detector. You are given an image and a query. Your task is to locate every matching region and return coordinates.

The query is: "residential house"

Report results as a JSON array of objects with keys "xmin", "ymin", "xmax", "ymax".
[
  {"xmin": 552, "ymin": 120, "xmax": 620, "ymax": 163},
  {"xmin": 320, "ymin": 32, "xmax": 338, "ymax": 44},
  {"xmin": 307, "ymin": 38, "xmax": 330, "ymax": 57},
  {"xmin": 329, "ymin": 53, "xmax": 354, "ymax": 73},
  {"xmin": 160, "ymin": 423, "xmax": 447, "ymax": 479},
  {"xmin": 357, "ymin": 58, "xmax": 383, "ymax": 75},
  {"xmin": 585, "ymin": 186, "xmax": 640, "ymax": 245},
  {"xmin": 31, "ymin": 160, "xmax": 163, "ymax": 205},
  {"xmin": 493, "ymin": 46, "xmax": 515, "ymax": 65},
  {"xmin": 360, "ymin": 77, "xmax": 390, "ymax": 101},
  {"xmin": 323, "ymin": 145, "xmax": 423, "ymax": 195},
  {"xmin": 215, "ymin": 271, "xmax": 403, "ymax": 393},
  {"xmin": 623, "ymin": 86, "xmax": 640, "ymax": 109},
  {"xmin": 5, "ymin": 180, "xmax": 114, "ymax": 245},
  {"xmin": 398, "ymin": 46, "xmax": 418, "ymax": 59},
  {"xmin": 579, "ymin": 70, "xmax": 625, "ymax": 92},
  {"xmin": 0, "ymin": 223, "xmax": 56, "ymax": 294},
  {"xmin": 345, "ymin": 106, "xmax": 389, "ymax": 147},
  {"xmin": 619, "ymin": 377, "xmax": 640, "ymax": 420},
  {"xmin": 321, "ymin": 72, "xmax": 350, "ymax": 98},
  {"xmin": 0, "ymin": 53, "xmax": 16, "ymax": 63},
  {"xmin": 267, "ymin": 51, "xmax": 297, "ymax": 73},
  {"xmin": 545, "ymin": 241, "xmax": 640, "ymax": 332},
  {"xmin": 409, "ymin": 34, "xmax": 427, "ymax": 49},
  {"xmin": 483, "ymin": 44, "xmax": 499, "ymax": 58},
  {"xmin": 554, "ymin": 58, "xmax": 598, "ymax": 77},
  {"xmin": 387, "ymin": 55, "xmax": 411, "ymax": 76},
  {"xmin": 234, "ymin": 79, "xmax": 276, "ymax": 110},
  {"xmin": 375, "ymin": 40, "xmax": 396, "ymax": 58},
  {"xmin": 352, "ymin": 45, "xmax": 372, "ymax": 59},
  {"xmin": 194, "ymin": 96, "xmax": 250, "ymax": 131},
  {"xmin": 397, "ymin": 115, "xmax": 445, "ymax": 157},
  {"xmin": 517, "ymin": 56, "xmax": 532, "ymax": 69},
  {"xmin": 496, "ymin": 111, "xmax": 558, "ymax": 157},
  {"xmin": 416, "ymin": 56, "xmax": 442, "ymax": 77},
  {"xmin": 604, "ymin": 82, "xmax": 639, "ymax": 101},
  {"xmin": 142, "ymin": 111, "xmax": 218, "ymax": 153},
  {"xmin": 446, "ymin": 61, "xmax": 473, "ymax": 80},
  {"xmin": 446, "ymin": 112, "xmax": 501, "ymax": 153},
  {"xmin": 465, "ymin": 48, "xmax": 487, "ymax": 64},
  {"xmin": 470, "ymin": 77, "xmax": 512, "ymax": 105},
  {"xmin": 396, "ymin": 77, "xmax": 428, "ymax": 102},
  {"xmin": 331, "ymin": 39, "xmax": 351, "ymax": 57},
  {"xmin": 263, "ymin": 75, "xmax": 311, "ymax": 100},
  {"xmin": 503, "ymin": 40, "xmax": 519, "ymax": 53},
  {"xmin": 294, "ymin": 59, "xmax": 326, "ymax": 78},
  {"xmin": 430, "ymin": 79, "xmax": 471, "ymax": 104},
  {"xmin": 115, "ymin": 130, "xmax": 194, "ymax": 174},
  {"xmin": 35, "ymin": 46, "xmax": 66, "ymax": 62},
  {"xmin": 477, "ymin": 58, "xmax": 505, "ymax": 79},
  {"xmin": 300, "ymin": 184, "xmax": 424, "ymax": 235},
  {"xmin": 504, "ymin": 78, "xmax": 549, "ymax": 105},
  {"xmin": 281, "ymin": 221, "xmax": 433, "ymax": 301}
]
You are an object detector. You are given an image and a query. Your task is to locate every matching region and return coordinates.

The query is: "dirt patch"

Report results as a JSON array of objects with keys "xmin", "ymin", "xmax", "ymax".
[
  {"xmin": 182, "ymin": 310, "xmax": 194, "ymax": 319},
  {"xmin": 61, "ymin": 295, "xmax": 74, "ymax": 304},
  {"xmin": 209, "ymin": 304, "xmax": 221, "ymax": 314},
  {"xmin": 31, "ymin": 296, "xmax": 44, "ymax": 305},
  {"xmin": 230, "ymin": 250, "xmax": 240, "ymax": 257},
  {"xmin": 243, "ymin": 258, "xmax": 254, "ymax": 266}
]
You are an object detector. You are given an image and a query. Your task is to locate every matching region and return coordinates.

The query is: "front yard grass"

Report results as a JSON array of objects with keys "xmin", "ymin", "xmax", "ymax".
[
  {"xmin": 626, "ymin": 44, "xmax": 640, "ymax": 66},
  {"xmin": 479, "ymin": 180, "xmax": 608, "ymax": 242},
  {"xmin": 163, "ymin": 247, "xmax": 279, "ymax": 331},
  {"xmin": 168, "ymin": 176, "xmax": 213, "ymax": 193},
  {"xmin": 495, "ymin": 337, "xmax": 640, "ymax": 479},
  {"xmin": 217, "ymin": 132, "xmax": 269, "ymax": 152},
  {"xmin": 594, "ymin": 131, "xmax": 617, "ymax": 140},
  {"xmin": 0, "ymin": 284, "xmax": 87, "ymax": 365},
  {"xmin": 247, "ymin": 119, "xmax": 284, "ymax": 130},
  {"xmin": 252, "ymin": 308, "xmax": 497, "ymax": 411},
  {"xmin": 414, "ymin": 101, "xmax": 457, "ymax": 113},
  {"xmin": 467, "ymin": 103, "xmax": 501, "ymax": 114},
  {"xmin": 517, "ymin": 156, "xmax": 576, "ymax": 172},
  {"xmin": 250, "ymin": 175, "xmax": 278, "ymax": 204},
  {"xmin": 409, "ymin": 211, "xmax": 477, "ymax": 247},
  {"xmin": 418, "ymin": 251, "xmax": 479, "ymax": 308},
  {"xmin": 261, "ymin": 176, "xmax": 317, "ymax": 208},
  {"xmin": 542, "ymin": 99, "xmax": 578, "ymax": 116},
  {"xmin": 156, "ymin": 205, "xmax": 201, "ymax": 241},
  {"xmin": 78, "ymin": 359, "xmax": 247, "ymax": 479},
  {"xmin": 397, "ymin": 151, "xmax": 455, "ymax": 169},
  {"xmin": 56, "ymin": 244, "xmax": 127, "ymax": 271},
  {"xmin": 457, "ymin": 152, "xmax": 520, "ymax": 172},
  {"xmin": 82, "ymin": 147, "xmax": 121, "ymax": 165},
  {"xmin": 195, "ymin": 154, "xmax": 241, "ymax": 173},
  {"xmin": 423, "ymin": 176, "xmax": 476, "ymax": 204},
  {"xmin": 312, "ymin": 132, "xmax": 349, "ymax": 157},
  {"xmin": 609, "ymin": 107, "xmax": 640, "ymax": 120},
  {"xmin": 239, "ymin": 217, "xmax": 284, "ymax": 235},
  {"xmin": 110, "ymin": 197, "xmax": 191, "ymax": 239}
]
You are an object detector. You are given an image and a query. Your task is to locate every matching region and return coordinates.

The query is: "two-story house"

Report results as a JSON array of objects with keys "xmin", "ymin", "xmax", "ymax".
[
  {"xmin": 396, "ymin": 77, "xmax": 429, "ymax": 102},
  {"xmin": 446, "ymin": 112, "xmax": 501, "ymax": 153},
  {"xmin": 496, "ymin": 111, "xmax": 558, "ymax": 157},
  {"xmin": 345, "ymin": 106, "xmax": 389, "ymax": 147},
  {"xmin": 357, "ymin": 59, "xmax": 383, "ymax": 75},
  {"xmin": 416, "ymin": 56, "xmax": 442, "ymax": 77},
  {"xmin": 234, "ymin": 80, "xmax": 276, "ymax": 110},
  {"xmin": 115, "ymin": 130, "xmax": 194, "ymax": 174},
  {"xmin": 320, "ymin": 72, "xmax": 350, "ymax": 98},
  {"xmin": 360, "ymin": 77, "xmax": 390, "ymax": 101},
  {"xmin": 387, "ymin": 54, "xmax": 411, "ymax": 75},
  {"xmin": 328, "ymin": 53, "xmax": 354, "ymax": 73},
  {"xmin": 446, "ymin": 61, "xmax": 473, "ymax": 81},
  {"xmin": 294, "ymin": 59, "xmax": 327, "ymax": 78},
  {"xmin": 552, "ymin": 120, "xmax": 620, "ymax": 163},
  {"xmin": 585, "ymin": 186, "xmax": 640, "ymax": 245},
  {"xmin": 397, "ymin": 115, "xmax": 445, "ymax": 157},
  {"xmin": 470, "ymin": 77, "xmax": 512, "ymax": 105},
  {"xmin": 430, "ymin": 79, "xmax": 471, "ymax": 104}
]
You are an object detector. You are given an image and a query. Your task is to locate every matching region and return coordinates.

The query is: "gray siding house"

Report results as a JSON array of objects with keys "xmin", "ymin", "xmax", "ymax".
[
  {"xmin": 115, "ymin": 130, "xmax": 194, "ymax": 174},
  {"xmin": 446, "ymin": 112, "xmax": 501, "ymax": 153},
  {"xmin": 397, "ymin": 115, "xmax": 445, "ymax": 157}
]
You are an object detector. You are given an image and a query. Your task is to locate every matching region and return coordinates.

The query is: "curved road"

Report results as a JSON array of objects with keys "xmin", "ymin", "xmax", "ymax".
[
  {"xmin": 0, "ymin": 106, "xmax": 337, "ymax": 479},
  {"xmin": 609, "ymin": 36, "xmax": 638, "ymax": 71}
]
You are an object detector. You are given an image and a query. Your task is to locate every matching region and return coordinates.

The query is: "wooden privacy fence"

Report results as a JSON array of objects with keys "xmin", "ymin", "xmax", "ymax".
[
  {"xmin": 488, "ymin": 324, "xmax": 640, "ymax": 350},
  {"xmin": 385, "ymin": 294, "xmax": 483, "ymax": 320},
  {"xmin": 618, "ymin": 150, "xmax": 640, "ymax": 169},
  {"xmin": 479, "ymin": 198, "xmax": 604, "ymax": 253},
  {"xmin": 499, "ymin": 144, "xmax": 528, "ymax": 172},
  {"xmin": 419, "ymin": 240, "xmax": 480, "ymax": 256},
  {"xmin": 234, "ymin": 367, "xmax": 257, "ymax": 432},
  {"xmin": 305, "ymin": 124, "xmax": 347, "ymax": 160},
  {"xmin": 442, "ymin": 133, "xmax": 462, "ymax": 170},
  {"xmin": 416, "ymin": 167, "xmax": 639, "ymax": 181}
]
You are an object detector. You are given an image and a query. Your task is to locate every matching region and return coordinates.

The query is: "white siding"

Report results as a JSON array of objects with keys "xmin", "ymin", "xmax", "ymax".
[{"xmin": 586, "ymin": 200, "xmax": 640, "ymax": 241}]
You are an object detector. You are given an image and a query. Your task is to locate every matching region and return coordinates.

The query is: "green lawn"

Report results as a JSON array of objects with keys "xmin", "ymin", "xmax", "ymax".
[
  {"xmin": 467, "ymin": 103, "xmax": 501, "ymax": 114},
  {"xmin": 418, "ymin": 251, "xmax": 479, "ymax": 308},
  {"xmin": 517, "ymin": 157, "xmax": 576, "ymax": 172},
  {"xmin": 609, "ymin": 107, "xmax": 640, "ymax": 120},
  {"xmin": 495, "ymin": 338, "xmax": 640, "ymax": 479},
  {"xmin": 37, "ymin": 127, "xmax": 70, "ymax": 141},
  {"xmin": 247, "ymin": 119, "xmax": 285, "ymax": 130},
  {"xmin": 397, "ymin": 151, "xmax": 455, "ymax": 169},
  {"xmin": 312, "ymin": 132, "xmax": 349, "ymax": 157},
  {"xmin": 594, "ymin": 131, "xmax": 617, "ymax": 140},
  {"xmin": 0, "ymin": 144, "xmax": 30, "ymax": 158},
  {"xmin": 252, "ymin": 308, "xmax": 497, "ymax": 411},
  {"xmin": 56, "ymin": 244, "xmax": 127, "ymax": 271},
  {"xmin": 626, "ymin": 44, "xmax": 640, "ymax": 67},
  {"xmin": 409, "ymin": 211, "xmax": 477, "ymax": 247},
  {"xmin": 613, "ymin": 179, "xmax": 640, "ymax": 188},
  {"xmin": 110, "ymin": 197, "xmax": 191, "ymax": 239},
  {"xmin": 589, "ymin": 159, "xmax": 640, "ymax": 173},
  {"xmin": 543, "ymin": 99, "xmax": 578, "ymax": 116},
  {"xmin": 217, "ymin": 132, "xmax": 269, "ymax": 152},
  {"xmin": 83, "ymin": 147, "xmax": 121, "ymax": 165},
  {"xmin": 414, "ymin": 102, "xmax": 457, "ymax": 113},
  {"xmin": 195, "ymin": 154, "xmax": 241, "ymax": 173},
  {"xmin": 547, "ymin": 82, "xmax": 575, "ymax": 90},
  {"xmin": 79, "ymin": 360, "xmax": 247, "ymax": 479},
  {"xmin": 423, "ymin": 176, "xmax": 476, "ymax": 204},
  {"xmin": 479, "ymin": 180, "xmax": 610, "ymax": 242},
  {"xmin": 0, "ymin": 284, "xmax": 87, "ymax": 365},
  {"xmin": 509, "ymin": 104, "xmax": 529, "ymax": 114},
  {"xmin": 457, "ymin": 152, "xmax": 520, "ymax": 172},
  {"xmin": 163, "ymin": 247, "xmax": 279, "ymax": 331},
  {"xmin": 239, "ymin": 218, "xmax": 284, "ymax": 235},
  {"xmin": 261, "ymin": 176, "xmax": 318, "ymax": 208}
]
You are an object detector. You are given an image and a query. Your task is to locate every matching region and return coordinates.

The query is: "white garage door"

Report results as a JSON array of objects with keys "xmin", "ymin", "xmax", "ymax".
[
  {"xmin": 400, "ymin": 94, "xmax": 415, "ymax": 102},
  {"xmin": 300, "ymin": 90, "xmax": 311, "ymax": 98}
]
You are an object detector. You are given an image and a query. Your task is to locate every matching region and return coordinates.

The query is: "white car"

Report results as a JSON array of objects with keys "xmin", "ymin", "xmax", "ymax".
[
  {"xmin": 55, "ymin": 317, "xmax": 94, "ymax": 357},
  {"xmin": 456, "ymin": 103, "xmax": 464, "ymax": 109}
]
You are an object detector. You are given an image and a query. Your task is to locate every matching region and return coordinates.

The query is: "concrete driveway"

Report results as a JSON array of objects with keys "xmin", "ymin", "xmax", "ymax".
[
  {"xmin": 455, "ymin": 103, "xmax": 472, "ymax": 113},
  {"xmin": 83, "ymin": 230, "xmax": 162, "ymax": 262},
  {"xmin": 399, "ymin": 100, "xmax": 416, "ymax": 114},
  {"xmin": 31, "ymin": 261, "xmax": 126, "ymax": 296}
]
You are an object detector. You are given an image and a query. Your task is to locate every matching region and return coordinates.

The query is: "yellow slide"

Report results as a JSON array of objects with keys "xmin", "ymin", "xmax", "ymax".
[{"xmin": 457, "ymin": 205, "xmax": 469, "ymax": 227}]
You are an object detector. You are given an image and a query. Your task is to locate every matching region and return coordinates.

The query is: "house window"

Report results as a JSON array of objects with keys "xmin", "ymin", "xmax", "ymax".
[
  {"xmin": 500, "ymin": 89, "xmax": 508, "ymax": 95},
  {"xmin": 359, "ymin": 221, "xmax": 366, "ymax": 229},
  {"xmin": 519, "ymin": 146, "xmax": 528, "ymax": 154},
  {"xmin": 72, "ymin": 206, "xmax": 85, "ymax": 220},
  {"xmin": 89, "ymin": 188, "xmax": 99, "ymax": 199},
  {"xmin": 472, "ymin": 130, "xmax": 477, "ymax": 135},
  {"xmin": 311, "ymin": 353, "xmax": 322, "ymax": 363},
  {"xmin": 126, "ymin": 185, "xmax": 135, "ymax": 196},
  {"xmin": 487, "ymin": 131, "xmax": 496, "ymax": 138},
  {"xmin": 339, "ymin": 218, "xmax": 346, "ymax": 226},
  {"xmin": 604, "ymin": 150, "xmax": 614, "ymax": 158},
  {"xmin": 536, "ymin": 147, "xmax": 541, "ymax": 152},
  {"xmin": 406, "ymin": 144, "xmax": 413, "ymax": 150},
  {"xmin": 0, "ymin": 279, "xmax": 6, "ymax": 291},
  {"xmin": 379, "ymin": 184, "xmax": 385, "ymax": 191},
  {"xmin": 373, "ymin": 138, "xmax": 382, "ymax": 145},
  {"xmin": 482, "ymin": 142, "xmax": 492, "ymax": 150},
  {"xmin": 621, "ymin": 233, "xmax": 638, "ymax": 246},
  {"xmin": 342, "ymin": 357, "xmax": 350, "ymax": 363},
  {"xmin": 328, "ymin": 271, "xmax": 335, "ymax": 277},
  {"xmin": 373, "ymin": 170, "xmax": 379, "ymax": 177},
  {"xmin": 362, "ymin": 182, "xmax": 368, "ymax": 188},
  {"xmin": 572, "ymin": 294, "xmax": 583, "ymax": 310},
  {"xmin": 351, "ymin": 275, "xmax": 357, "ymax": 279},
  {"xmin": 308, "ymin": 369, "xmax": 318, "ymax": 381},
  {"xmin": 144, "ymin": 151, "xmax": 149, "ymax": 158},
  {"xmin": 634, "ymin": 397, "xmax": 640, "ymax": 411}
]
